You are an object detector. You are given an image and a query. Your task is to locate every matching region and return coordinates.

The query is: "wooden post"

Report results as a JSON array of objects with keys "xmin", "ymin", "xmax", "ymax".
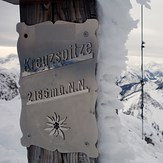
[{"xmin": 19, "ymin": 0, "xmax": 98, "ymax": 162}]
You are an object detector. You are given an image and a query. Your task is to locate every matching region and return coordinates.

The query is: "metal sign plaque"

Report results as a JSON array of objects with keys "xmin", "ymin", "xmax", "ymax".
[
  {"xmin": 17, "ymin": 20, "xmax": 98, "ymax": 157},
  {"xmin": 3, "ymin": 0, "xmax": 19, "ymax": 5}
]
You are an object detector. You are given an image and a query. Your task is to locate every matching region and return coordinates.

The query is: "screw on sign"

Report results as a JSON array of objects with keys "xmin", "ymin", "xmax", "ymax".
[{"xmin": 3, "ymin": 0, "xmax": 98, "ymax": 163}]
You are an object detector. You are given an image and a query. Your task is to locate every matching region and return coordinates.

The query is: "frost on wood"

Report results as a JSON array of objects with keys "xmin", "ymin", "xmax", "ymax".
[{"xmin": 96, "ymin": 0, "xmax": 137, "ymax": 162}]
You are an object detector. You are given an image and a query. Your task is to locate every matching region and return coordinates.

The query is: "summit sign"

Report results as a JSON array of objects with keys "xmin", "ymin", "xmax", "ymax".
[
  {"xmin": 23, "ymin": 42, "xmax": 93, "ymax": 76},
  {"xmin": 17, "ymin": 19, "xmax": 98, "ymax": 157}
]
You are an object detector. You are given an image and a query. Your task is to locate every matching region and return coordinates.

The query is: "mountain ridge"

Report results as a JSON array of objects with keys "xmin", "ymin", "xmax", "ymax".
[{"xmin": 117, "ymin": 63, "xmax": 163, "ymax": 141}]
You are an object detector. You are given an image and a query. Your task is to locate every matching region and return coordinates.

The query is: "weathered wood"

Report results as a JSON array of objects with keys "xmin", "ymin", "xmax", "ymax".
[
  {"xmin": 19, "ymin": 0, "xmax": 98, "ymax": 162},
  {"xmin": 20, "ymin": 0, "xmax": 97, "ymax": 24},
  {"xmin": 27, "ymin": 147, "xmax": 97, "ymax": 163}
]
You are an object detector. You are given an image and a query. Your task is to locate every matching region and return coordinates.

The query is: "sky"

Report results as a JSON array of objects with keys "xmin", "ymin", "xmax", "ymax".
[
  {"xmin": 0, "ymin": 0, "xmax": 163, "ymax": 64},
  {"xmin": 0, "ymin": 0, "xmax": 19, "ymax": 56},
  {"xmin": 127, "ymin": 0, "xmax": 163, "ymax": 64}
]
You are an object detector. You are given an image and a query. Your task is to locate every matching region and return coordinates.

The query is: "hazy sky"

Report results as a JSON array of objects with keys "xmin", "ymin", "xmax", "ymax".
[
  {"xmin": 0, "ymin": 0, "xmax": 163, "ymax": 63},
  {"xmin": 0, "ymin": 1, "xmax": 19, "ymax": 56},
  {"xmin": 127, "ymin": 0, "xmax": 163, "ymax": 63}
]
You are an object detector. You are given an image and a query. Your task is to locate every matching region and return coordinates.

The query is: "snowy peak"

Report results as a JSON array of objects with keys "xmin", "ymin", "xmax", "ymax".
[
  {"xmin": 0, "ymin": 54, "xmax": 19, "ymax": 101},
  {"xmin": 0, "ymin": 53, "xmax": 20, "ymax": 74},
  {"xmin": 117, "ymin": 63, "xmax": 163, "ymax": 98},
  {"xmin": 0, "ymin": 54, "xmax": 17, "ymax": 64},
  {"xmin": 0, "ymin": 68, "xmax": 19, "ymax": 101},
  {"xmin": 118, "ymin": 62, "xmax": 163, "ymax": 141}
]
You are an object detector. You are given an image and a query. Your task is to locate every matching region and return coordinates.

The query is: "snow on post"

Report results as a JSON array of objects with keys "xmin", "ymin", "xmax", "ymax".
[
  {"xmin": 96, "ymin": 0, "xmax": 151, "ymax": 162},
  {"xmin": 96, "ymin": 0, "xmax": 137, "ymax": 162}
]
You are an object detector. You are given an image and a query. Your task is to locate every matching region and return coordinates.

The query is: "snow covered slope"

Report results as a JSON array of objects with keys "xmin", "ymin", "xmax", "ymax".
[
  {"xmin": 0, "ymin": 54, "xmax": 19, "ymax": 101},
  {"xmin": 0, "ymin": 96, "xmax": 27, "ymax": 163},
  {"xmin": 117, "ymin": 62, "xmax": 163, "ymax": 144},
  {"xmin": 0, "ymin": 54, "xmax": 26, "ymax": 163}
]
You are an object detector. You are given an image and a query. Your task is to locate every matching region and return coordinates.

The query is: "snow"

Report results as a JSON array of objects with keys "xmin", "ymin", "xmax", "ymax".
[
  {"xmin": 1, "ymin": 0, "xmax": 163, "ymax": 163},
  {"xmin": 0, "ymin": 54, "xmax": 20, "ymax": 75},
  {"xmin": 120, "ymin": 113, "xmax": 163, "ymax": 163},
  {"xmin": 0, "ymin": 96, "xmax": 27, "ymax": 163},
  {"xmin": 1, "ymin": 95, "xmax": 163, "ymax": 163},
  {"xmin": 97, "ymin": 0, "xmax": 137, "ymax": 162}
]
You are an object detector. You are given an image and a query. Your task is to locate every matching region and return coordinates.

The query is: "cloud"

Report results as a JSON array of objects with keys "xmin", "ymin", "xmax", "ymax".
[
  {"xmin": 0, "ymin": 1, "xmax": 19, "ymax": 46},
  {"xmin": 0, "ymin": 33, "xmax": 18, "ymax": 47}
]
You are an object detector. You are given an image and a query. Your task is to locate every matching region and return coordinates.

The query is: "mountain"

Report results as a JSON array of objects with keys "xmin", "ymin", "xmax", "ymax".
[
  {"xmin": 0, "ymin": 54, "xmax": 19, "ymax": 101},
  {"xmin": 0, "ymin": 54, "xmax": 17, "ymax": 64},
  {"xmin": 0, "ymin": 54, "xmax": 163, "ymax": 162},
  {"xmin": 117, "ymin": 63, "xmax": 163, "ymax": 142},
  {"xmin": 1, "ymin": 54, "xmax": 163, "ymax": 137}
]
